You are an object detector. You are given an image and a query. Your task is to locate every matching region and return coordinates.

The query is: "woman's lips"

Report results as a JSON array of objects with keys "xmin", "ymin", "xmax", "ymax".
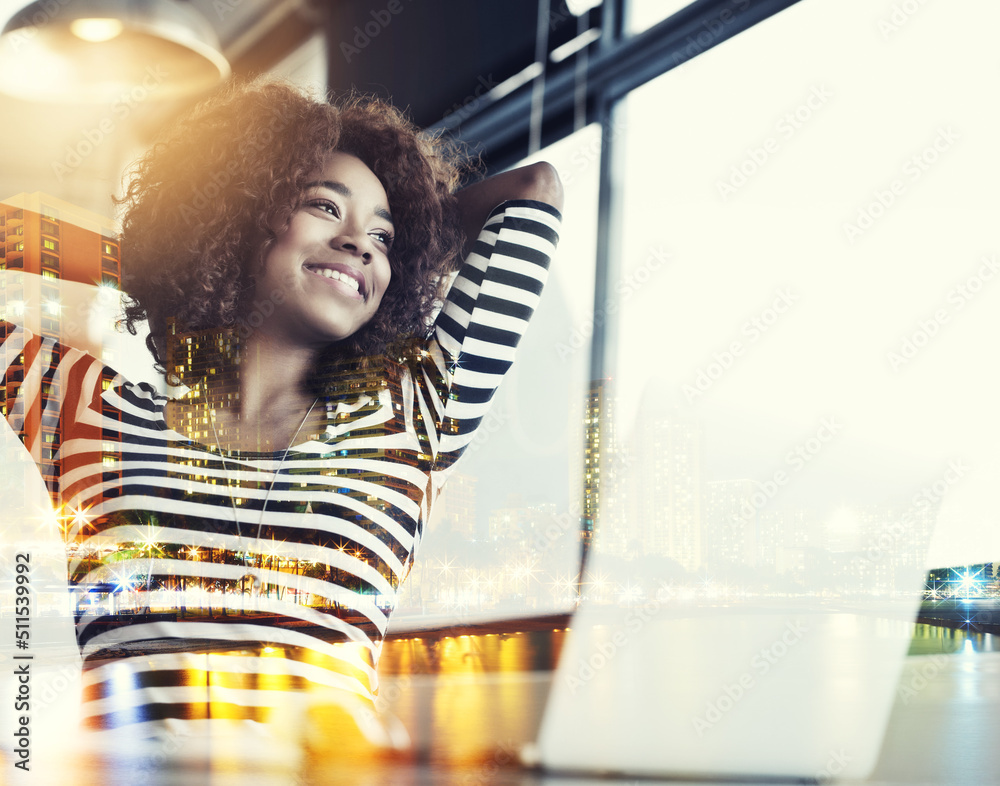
[{"xmin": 303, "ymin": 263, "xmax": 366, "ymax": 300}]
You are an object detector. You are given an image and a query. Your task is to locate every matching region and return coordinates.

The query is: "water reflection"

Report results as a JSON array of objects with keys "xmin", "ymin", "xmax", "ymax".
[
  {"xmin": 379, "ymin": 628, "xmax": 566, "ymax": 674},
  {"xmin": 378, "ymin": 628, "xmax": 567, "ymax": 765},
  {"xmin": 907, "ymin": 622, "xmax": 1000, "ymax": 655}
]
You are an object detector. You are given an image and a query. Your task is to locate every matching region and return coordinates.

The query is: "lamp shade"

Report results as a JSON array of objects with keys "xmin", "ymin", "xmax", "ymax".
[{"xmin": 0, "ymin": 0, "xmax": 230, "ymax": 103}]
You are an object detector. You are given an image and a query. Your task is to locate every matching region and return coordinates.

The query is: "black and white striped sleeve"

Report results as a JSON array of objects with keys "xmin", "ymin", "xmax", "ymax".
[{"xmin": 418, "ymin": 199, "xmax": 561, "ymax": 471}]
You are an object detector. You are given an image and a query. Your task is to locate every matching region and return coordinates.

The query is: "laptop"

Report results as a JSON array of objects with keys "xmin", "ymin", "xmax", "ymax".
[{"xmin": 527, "ymin": 518, "xmax": 930, "ymax": 781}]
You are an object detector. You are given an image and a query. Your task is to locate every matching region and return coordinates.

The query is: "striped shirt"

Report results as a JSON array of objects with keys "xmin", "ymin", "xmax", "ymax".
[{"xmin": 0, "ymin": 200, "xmax": 560, "ymax": 738}]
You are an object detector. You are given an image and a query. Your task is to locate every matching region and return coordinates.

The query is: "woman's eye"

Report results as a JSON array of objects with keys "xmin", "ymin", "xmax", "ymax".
[
  {"xmin": 311, "ymin": 200, "xmax": 340, "ymax": 217},
  {"xmin": 371, "ymin": 230, "xmax": 394, "ymax": 249}
]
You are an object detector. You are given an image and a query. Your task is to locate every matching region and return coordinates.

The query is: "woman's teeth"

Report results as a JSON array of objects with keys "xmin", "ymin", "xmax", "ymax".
[{"xmin": 308, "ymin": 266, "xmax": 360, "ymax": 293}]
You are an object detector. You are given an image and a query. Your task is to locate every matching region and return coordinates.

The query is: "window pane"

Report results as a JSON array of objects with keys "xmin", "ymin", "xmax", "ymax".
[
  {"xmin": 604, "ymin": 0, "xmax": 998, "ymax": 594},
  {"xmin": 627, "ymin": 0, "xmax": 695, "ymax": 35}
]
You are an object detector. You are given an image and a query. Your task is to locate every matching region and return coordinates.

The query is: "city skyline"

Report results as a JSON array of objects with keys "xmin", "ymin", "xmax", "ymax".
[{"xmin": 1, "ymin": 195, "xmax": 991, "ymax": 620}]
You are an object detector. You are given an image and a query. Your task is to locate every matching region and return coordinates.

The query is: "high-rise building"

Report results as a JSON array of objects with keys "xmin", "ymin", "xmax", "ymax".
[
  {"xmin": 430, "ymin": 470, "xmax": 477, "ymax": 537},
  {"xmin": 0, "ymin": 193, "xmax": 121, "ymax": 500},
  {"xmin": 0, "ymin": 192, "xmax": 120, "ymax": 292},
  {"xmin": 598, "ymin": 440, "xmax": 634, "ymax": 558},
  {"xmin": 580, "ymin": 377, "xmax": 645, "ymax": 559},
  {"xmin": 581, "ymin": 379, "xmax": 612, "ymax": 551},
  {"xmin": 704, "ymin": 479, "xmax": 758, "ymax": 568},
  {"xmin": 487, "ymin": 493, "xmax": 534, "ymax": 543},
  {"xmin": 760, "ymin": 508, "xmax": 816, "ymax": 577},
  {"xmin": 629, "ymin": 406, "xmax": 702, "ymax": 570}
]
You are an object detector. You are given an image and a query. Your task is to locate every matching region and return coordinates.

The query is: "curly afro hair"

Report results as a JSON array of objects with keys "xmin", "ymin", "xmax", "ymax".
[{"xmin": 117, "ymin": 77, "xmax": 469, "ymax": 385}]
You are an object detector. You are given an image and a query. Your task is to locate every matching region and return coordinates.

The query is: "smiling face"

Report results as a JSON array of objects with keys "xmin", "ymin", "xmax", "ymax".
[{"xmin": 252, "ymin": 151, "xmax": 394, "ymax": 349}]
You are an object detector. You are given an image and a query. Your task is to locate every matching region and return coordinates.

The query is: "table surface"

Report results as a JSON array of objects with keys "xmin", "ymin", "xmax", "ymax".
[{"xmin": 6, "ymin": 645, "xmax": 998, "ymax": 786}]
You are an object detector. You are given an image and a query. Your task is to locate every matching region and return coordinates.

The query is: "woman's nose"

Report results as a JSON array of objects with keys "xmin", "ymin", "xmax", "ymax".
[
  {"xmin": 340, "ymin": 240, "xmax": 369, "ymax": 257},
  {"xmin": 331, "ymin": 230, "xmax": 372, "ymax": 260}
]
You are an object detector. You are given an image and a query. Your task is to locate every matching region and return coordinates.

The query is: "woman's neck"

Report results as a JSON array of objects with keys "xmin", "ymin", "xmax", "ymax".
[
  {"xmin": 233, "ymin": 333, "xmax": 317, "ymax": 422},
  {"xmin": 168, "ymin": 332, "xmax": 326, "ymax": 452}
]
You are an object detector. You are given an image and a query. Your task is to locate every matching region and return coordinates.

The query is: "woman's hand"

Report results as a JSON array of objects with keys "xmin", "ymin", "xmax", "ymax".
[{"xmin": 455, "ymin": 161, "xmax": 564, "ymax": 253}]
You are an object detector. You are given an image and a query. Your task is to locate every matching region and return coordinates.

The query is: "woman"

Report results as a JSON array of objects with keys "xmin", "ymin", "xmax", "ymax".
[{"xmin": 0, "ymin": 79, "xmax": 562, "ymax": 749}]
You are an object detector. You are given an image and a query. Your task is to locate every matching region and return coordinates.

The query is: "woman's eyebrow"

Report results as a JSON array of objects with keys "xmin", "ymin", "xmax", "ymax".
[{"xmin": 306, "ymin": 179, "xmax": 394, "ymax": 225}]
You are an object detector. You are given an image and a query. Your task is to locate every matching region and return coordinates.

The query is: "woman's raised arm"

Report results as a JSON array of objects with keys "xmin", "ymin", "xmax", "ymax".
[{"xmin": 455, "ymin": 161, "xmax": 564, "ymax": 252}]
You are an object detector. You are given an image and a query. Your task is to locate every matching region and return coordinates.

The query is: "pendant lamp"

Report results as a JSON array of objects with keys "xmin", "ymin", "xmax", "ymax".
[{"xmin": 0, "ymin": 0, "xmax": 230, "ymax": 103}]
